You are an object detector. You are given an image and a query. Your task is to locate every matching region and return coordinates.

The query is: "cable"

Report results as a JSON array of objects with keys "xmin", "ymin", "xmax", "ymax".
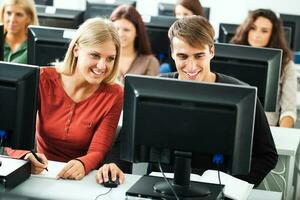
[
  {"xmin": 94, "ymin": 188, "xmax": 112, "ymax": 200},
  {"xmin": 217, "ymin": 167, "xmax": 225, "ymax": 200},
  {"xmin": 271, "ymin": 157, "xmax": 286, "ymax": 175},
  {"xmin": 270, "ymin": 157, "xmax": 287, "ymax": 199},
  {"xmin": 157, "ymin": 161, "xmax": 180, "ymax": 200}
]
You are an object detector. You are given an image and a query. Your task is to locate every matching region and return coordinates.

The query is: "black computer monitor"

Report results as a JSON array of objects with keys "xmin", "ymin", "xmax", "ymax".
[
  {"xmin": 280, "ymin": 13, "xmax": 300, "ymax": 51},
  {"xmin": 218, "ymin": 23, "xmax": 293, "ymax": 49},
  {"xmin": 121, "ymin": 74, "xmax": 256, "ymax": 198},
  {"xmin": 158, "ymin": 3, "xmax": 210, "ymax": 20},
  {"xmin": 27, "ymin": 25, "xmax": 74, "ymax": 66},
  {"xmin": 85, "ymin": 0, "xmax": 136, "ymax": 20},
  {"xmin": 211, "ymin": 43, "xmax": 282, "ymax": 112},
  {"xmin": 142, "ymin": 15, "xmax": 176, "ymax": 67},
  {"xmin": 36, "ymin": 5, "xmax": 84, "ymax": 29},
  {"xmin": 34, "ymin": 0, "xmax": 53, "ymax": 6},
  {"xmin": 0, "ymin": 62, "xmax": 39, "ymax": 150},
  {"xmin": 218, "ymin": 23, "xmax": 239, "ymax": 43},
  {"xmin": 0, "ymin": 24, "xmax": 3, "ymax": 61}
]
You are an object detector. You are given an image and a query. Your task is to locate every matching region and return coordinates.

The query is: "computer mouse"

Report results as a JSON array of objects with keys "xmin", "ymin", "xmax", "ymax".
[{"xmin": 101, "ymin": 175, "xmax": 120, "ymax": 188}]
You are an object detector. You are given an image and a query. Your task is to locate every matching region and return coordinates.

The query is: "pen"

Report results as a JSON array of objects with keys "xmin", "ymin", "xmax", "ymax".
[{"xmin": 30, "ymin": 150, "xmax": 48, "ymax": 171}]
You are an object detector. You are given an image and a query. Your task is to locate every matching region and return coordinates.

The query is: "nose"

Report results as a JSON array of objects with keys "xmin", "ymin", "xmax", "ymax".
[
  {"xmin": 186, "ymin": 58, "xmax": 198, "ymax": 71},
  {"xmin": 97, "ymin": 58, "xmax": 107, "ymax": 70}
]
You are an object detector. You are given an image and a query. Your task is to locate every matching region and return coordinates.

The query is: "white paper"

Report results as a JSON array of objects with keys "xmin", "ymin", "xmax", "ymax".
[
  {"xmin": 200, "ymin": 170, "xmax": 254, "ymax": 200},
  {"xmin": 32, "ymin": 161, "xmax": 67, "ymax": 179},
  {"xmin": 45, "ymin": 6, "xmax": 56, "ymax": 14},
  {"xmin": 63, "ymin": 30, "xmax": 76, "ymax": 39},
  {"xmin": 141, "ymin": 15, "xmax": 152, "ymax": 23}
]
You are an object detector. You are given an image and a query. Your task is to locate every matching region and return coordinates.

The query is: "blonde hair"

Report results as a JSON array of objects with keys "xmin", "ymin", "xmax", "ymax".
[
  {"xmin": 0, "ymin": 0, "xmax": 39, "ymax": 32},
  {"xmin": 57, "ymin": 17, "xmax": 121, "ymax": 84}
]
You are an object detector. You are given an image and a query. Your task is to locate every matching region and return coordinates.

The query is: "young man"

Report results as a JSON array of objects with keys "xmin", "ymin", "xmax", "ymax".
[{"xmin": 162, "ymin": 15, "xmax": 278, "ymax": 186}]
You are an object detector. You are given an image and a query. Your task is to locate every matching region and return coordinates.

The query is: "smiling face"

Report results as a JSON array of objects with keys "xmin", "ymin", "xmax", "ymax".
[
  {"xmin": 248, "ymin": 16, "xmax": 273, "ymax": 47},
  {"xmin": 171, "ymin": 37, "xmax": 215, "ymax": 82},
  {"xmin": 73, "ymin": 40, "xmax": 117, "ymax": 85},
  {"xmin": 113, "ymin": 18, "xmax": 137, "ymax": 49},
  {"xmin": 175, "ymin": 4, "xmax": 194, "ymax": 18},
  {"xmin": 3, "ymin": 4, "xmax": 31, "ymax": 35}
]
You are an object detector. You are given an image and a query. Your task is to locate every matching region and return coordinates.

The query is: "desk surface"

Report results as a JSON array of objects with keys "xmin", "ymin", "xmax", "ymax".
[
  {"xmin": 9, "ymin": 162, "xmax": 281, "ymax": 200},
  {"xmin": 270, "ymin": 126, "xmax": 300, "ymax": 156}
]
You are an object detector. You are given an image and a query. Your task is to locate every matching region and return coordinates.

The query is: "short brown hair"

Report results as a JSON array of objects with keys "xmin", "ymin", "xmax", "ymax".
[{"xmin": 168, "ymin": 15, "xmax": 214, "ymax": 50}]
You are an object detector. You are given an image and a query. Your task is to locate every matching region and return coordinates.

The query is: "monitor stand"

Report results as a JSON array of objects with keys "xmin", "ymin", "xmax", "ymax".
[
  {"xmin": 127, "ymin": 151, "xmax": 224, "ymax": 199},
  {"xmin": 0, "ymin": 156, "xmax": 31, "ymax": 191},
  {"xmin": 126, "ymin": 176, "xmax": 224, "ymax": 200}
]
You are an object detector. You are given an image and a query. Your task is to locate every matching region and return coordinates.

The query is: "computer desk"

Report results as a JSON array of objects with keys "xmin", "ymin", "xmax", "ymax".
[
  {"xmin": 8, "ymin": 161, "xmax": 281, "ymax": 200},
  {"xmin": 268, "ymin": 127, "xmax": 300, "ymax": 200}
]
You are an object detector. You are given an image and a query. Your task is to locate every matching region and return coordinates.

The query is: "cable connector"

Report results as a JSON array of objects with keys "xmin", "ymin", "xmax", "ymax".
[
  {"xmin": 0, "ymin": 130, "xmax": 7, "ymax": 139},
  {"xmin": 213, "ymin": 153, "xmax": 224, "ymax": 165}
]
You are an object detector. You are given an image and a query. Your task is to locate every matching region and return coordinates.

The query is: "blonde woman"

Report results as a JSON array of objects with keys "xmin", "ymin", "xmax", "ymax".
[
  {"xmin": 0, "ymin": 0, "xmax": 39, "ymax": 63},
  {"xmin": 7, "ymin": 18, "xmax": 124, "ymax": 181}
]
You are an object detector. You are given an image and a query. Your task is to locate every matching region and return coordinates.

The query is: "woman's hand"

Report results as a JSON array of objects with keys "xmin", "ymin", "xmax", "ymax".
[
  {"xmin": 24, "ymin": 152, "xmax": 48, "ymax": 174},
  {"xmin": 57, "ymin": 160, "xmax": 85, "ymax": 180},
  {"xmin": 96, "ymin": 163, "xmax": 125, "ymax": 184}
]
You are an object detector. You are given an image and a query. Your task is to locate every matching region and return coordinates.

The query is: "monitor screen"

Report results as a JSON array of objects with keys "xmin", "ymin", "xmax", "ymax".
[
  {"xmin": 0, "ymin": 62, "xmax": 39, "ymax": 150},
  {"xmin": 218, "ymin": 23, "xmax": 293, "ymax": 49},
  {"xmin": 142, "ymin": 15, "xmax": 176, "ymax": 67},
  {"xmin": 34, "ymin": 0, "xmax": 53, "ymax": 6},
  {"xmin": 27, "ymin": 25, "xmax": 74, "ymax": 66},
  {"xmin": 211, "ymin": 43, "xmax": 282, "ymax": 112},
  {"xmin": 36, "ymin": 5, "xmax": 84, "ymax": 29},
  {"xmin": 280, "ymin": 13, "xmax": 300, "ymax": 51},
  {"xmin": 85, "ymin": 0, "xmax": 136, "ymax": 20},
  {"xmin": 121, "ymin": 74, "xmax": 256, "ymax": 198}
]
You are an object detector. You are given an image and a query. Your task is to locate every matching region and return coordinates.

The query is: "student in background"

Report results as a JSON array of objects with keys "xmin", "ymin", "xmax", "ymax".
[
  {"xmin": 231, "ymin": 9, "xmax": 297, "ymax": 128},
  {"xmin": 0, "ymin": 0, "xmax": 39, "ymax": 64},
  {"xmin": 7, "ymin": 18, "xmax": 124, "ymax": 182},
  {"xmin": 174, "ymin": 0, "xmax": 205, "ymax": 19},
  {"xmin": 110, "ymin": 5, "xmax": 159, "ymax": 84},
  {"xmin": 160, "ymin": 15, "xmax": 277, "ymax": 186}
]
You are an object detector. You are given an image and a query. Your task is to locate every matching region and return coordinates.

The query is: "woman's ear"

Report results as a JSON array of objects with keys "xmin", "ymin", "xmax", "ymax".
[
  {"xmin": 209, "ymin": 45, "xmax": 215, "ymax": 59},
  {"xmin": 73, "ymin": 43, "xmax": 79, "ymax": 57}
]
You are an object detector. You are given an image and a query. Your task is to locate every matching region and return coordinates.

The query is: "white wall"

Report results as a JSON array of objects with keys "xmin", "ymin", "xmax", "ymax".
[{"xmin": 136, "ymin": 0, "xmax": 300, "ymax": 38}]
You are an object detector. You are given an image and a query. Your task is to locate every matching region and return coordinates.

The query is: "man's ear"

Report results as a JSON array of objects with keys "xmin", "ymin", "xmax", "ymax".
[
  {"xmin": 73, "ymin": 43, "xmax": 79, "ymax": 57},
  {"xmin": 210, "ymin": 45, "xmax": 215, "ymax": 59},
  {"xmin": 170, "ymin": 44, "xmax": 175, "ymax": 60}
]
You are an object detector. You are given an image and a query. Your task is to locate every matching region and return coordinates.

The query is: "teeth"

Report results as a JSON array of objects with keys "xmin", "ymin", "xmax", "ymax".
[
  {"xmin": 186, "ymin": 72, "xmax": 199, "ymax": 76},
  {"xmin": 91, "ymin": 69, "xmax": 104, "ymax": 75}
]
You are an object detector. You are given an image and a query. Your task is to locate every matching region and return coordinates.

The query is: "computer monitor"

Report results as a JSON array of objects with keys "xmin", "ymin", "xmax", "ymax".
[
  {"xmin": 85, "ymin": 0, "xmax": 136, "ymax": 20},
  {"xmin": 218, "ymin": 23, "xmax": 293, "ymax": 49},
  {"xmin": 158, "ymin": 3, "xmax": 210, "ymax": 20},
  {"xmin": 142, "ymin": 15, "xmax": 176, "ymax": 67},
  {"xmin": 211, "ymin": 43, "xmax": 282, "ymax": 112},
  {"xmin": 0, "ymin": 24, "xmax": 3, "ymax": 61},
  {"xmin": 0, "ymin": 62, "xmax": 39, "ymax": 150},
  {"xmin": 34, "ymin": 0, "xmax": 53, "ymax": 6},
  {"xmin": 121, "ymin": 74, "xmax": 256, "ymax": 198},
  {"xmin": 218, "ymin": 23, "xmax": 239, "ymax": 43},
  {"xmin": 280, "ymin": 13, "xmax": 300, "ymax": 51},
  {"xmin": 36, "ymin": 5, "xmax": 84, "ymax": 29},
  {"xmin": 27, "ymin": 25, "xmax": 74, "ymax": 66}
]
